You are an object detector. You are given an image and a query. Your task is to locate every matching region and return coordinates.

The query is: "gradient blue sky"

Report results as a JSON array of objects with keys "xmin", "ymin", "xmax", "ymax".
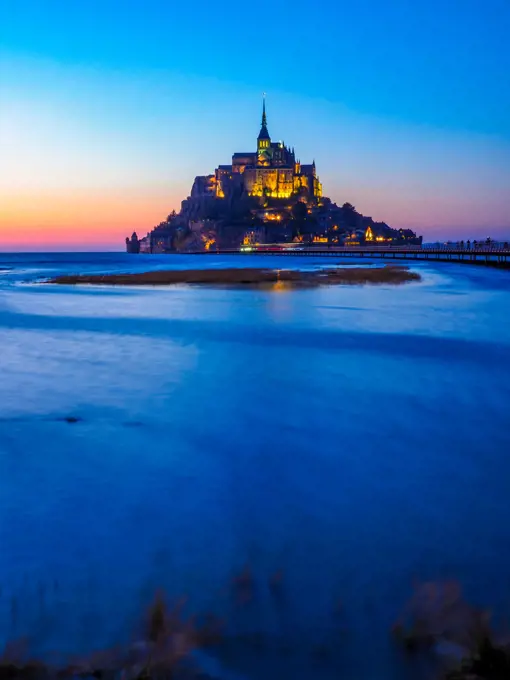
[{"xmin": 1, "ymin": 0, "xmax": 510, "ymax": 249}]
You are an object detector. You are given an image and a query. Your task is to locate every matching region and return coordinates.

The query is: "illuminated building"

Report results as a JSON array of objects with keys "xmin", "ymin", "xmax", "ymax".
[
  {"xmin": 364, "ymin": 224, "xmax": 422, "ymax": 245},
  {"xmin": 203, "ymin": 97, "xmax": 322, "ymax": 202},
  {"xmin": 365, "ymin": 225, "xmax": 392, "ymax": 242}
]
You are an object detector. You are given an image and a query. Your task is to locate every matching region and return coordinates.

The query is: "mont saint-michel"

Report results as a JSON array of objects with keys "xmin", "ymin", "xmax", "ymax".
[{"xmin": 126, "ymin": 99, "xmax": 421, "ymax": 253}]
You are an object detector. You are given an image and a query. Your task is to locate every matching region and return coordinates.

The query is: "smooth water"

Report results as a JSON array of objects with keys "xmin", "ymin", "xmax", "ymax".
[{"xmin": 1, "ymin": 252, "xmax": 510, "ymax": 679}]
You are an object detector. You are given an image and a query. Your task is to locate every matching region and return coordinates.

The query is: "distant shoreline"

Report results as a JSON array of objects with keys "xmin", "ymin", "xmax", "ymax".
[{"xmin": 47, "ymin": 265, "xmax": 421, "ymax": 287}]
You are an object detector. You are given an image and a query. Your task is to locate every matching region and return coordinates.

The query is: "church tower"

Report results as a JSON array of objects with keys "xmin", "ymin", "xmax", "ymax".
[{"xmin": 257, "ymin": 95, "xmax": 271, "ymax": 163}]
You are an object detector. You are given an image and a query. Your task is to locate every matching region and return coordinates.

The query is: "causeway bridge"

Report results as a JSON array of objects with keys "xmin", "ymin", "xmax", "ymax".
[{"xmin": 197, "ymin": 244, "xmax": 510, "ymax": 267}]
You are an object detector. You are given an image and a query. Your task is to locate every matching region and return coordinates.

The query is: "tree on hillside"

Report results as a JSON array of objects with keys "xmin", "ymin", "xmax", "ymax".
[
  {"xmin": 291, "ymin": 201, "xmax": 308, "ymax": 222},
  {"xmin": 341, "ymin": 202, "xmax": 358, "ymax": 228},
  {"xmin": 289, "ymin": 201, "xmax": 318, "ymax": 242}
]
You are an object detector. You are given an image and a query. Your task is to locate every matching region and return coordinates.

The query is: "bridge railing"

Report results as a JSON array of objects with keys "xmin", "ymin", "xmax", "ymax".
[
  {"xmin": 422, "ymin": 242, "xmax": 510, "ymax": 252},
  {"xmin": 285, "ymin": 244, "xmax": 510, "ymax": 253},
  {"xmin": 315, "ymin": 244, "xmax": 510, "ymax": 253},
  {"xmin": 234, "ymin": 242, "xmax": 510, "ymax": 255}
]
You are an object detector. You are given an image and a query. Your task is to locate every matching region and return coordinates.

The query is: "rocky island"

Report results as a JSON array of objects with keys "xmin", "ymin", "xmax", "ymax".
[
  {"xmin": 49, "ymin": 265, "xmax": 421, "ymax": 287},
  {"xmin": 126, "ymin": 97, "xmax": 422, "ymax": 254}
]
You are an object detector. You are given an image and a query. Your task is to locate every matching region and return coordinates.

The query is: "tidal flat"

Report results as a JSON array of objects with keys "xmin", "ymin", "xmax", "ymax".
[{"xmin": 48, "ymin": 264, "xmax": 421, "ymax": 287}]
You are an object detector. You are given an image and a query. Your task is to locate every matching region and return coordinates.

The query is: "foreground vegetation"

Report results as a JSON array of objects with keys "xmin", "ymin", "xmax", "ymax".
[
  {"xmin": 1, "ymin": 579, "xmax": 509, "ymax": 679},
  {"xmin": 393, "ymin": 581, "xmax": 510, "ymax": 679}
]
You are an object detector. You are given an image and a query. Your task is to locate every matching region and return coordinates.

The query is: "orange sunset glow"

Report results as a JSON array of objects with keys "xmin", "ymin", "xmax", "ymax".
[{"xmin": 1, "ymin": 187, "xmax": 184, "ymax": 250}]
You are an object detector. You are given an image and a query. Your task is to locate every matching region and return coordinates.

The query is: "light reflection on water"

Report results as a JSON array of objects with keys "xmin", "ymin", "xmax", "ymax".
[{"xmin": 0, "ymin": 252, "xmax": 509, "ymax": 679}]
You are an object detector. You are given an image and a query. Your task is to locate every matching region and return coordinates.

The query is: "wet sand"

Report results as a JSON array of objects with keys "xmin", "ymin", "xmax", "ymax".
[{"xmin": 48, "ymin": 265, "xmax": 421, "ymax": 287}]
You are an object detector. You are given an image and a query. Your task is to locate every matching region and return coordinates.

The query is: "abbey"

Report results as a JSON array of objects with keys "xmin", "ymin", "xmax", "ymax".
[{"xmin": 193, "ymin": 97, "xmax": 322, "ymax": 202}]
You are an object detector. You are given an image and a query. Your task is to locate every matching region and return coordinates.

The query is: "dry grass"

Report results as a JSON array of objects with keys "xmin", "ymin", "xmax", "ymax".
[
  {"xmin": 2, "ymin": 578, "xmax": 507, "ymax": 679},
  {"xmin": 48, "ymin": 265, "xmax": 421, "ymax": 287},
  {"xmin": 0, "ymin": 593, "xmax": 223, "ymax": 680},
  {"xmin": 393, "ymin": 580, "xmax": 510, "ymax": 679}
]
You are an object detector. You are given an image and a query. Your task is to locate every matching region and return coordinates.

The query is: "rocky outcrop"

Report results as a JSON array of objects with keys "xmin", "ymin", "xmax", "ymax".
[{"xmin": 128, "ymin": 177, "xmax": 422, "ymax": 253}]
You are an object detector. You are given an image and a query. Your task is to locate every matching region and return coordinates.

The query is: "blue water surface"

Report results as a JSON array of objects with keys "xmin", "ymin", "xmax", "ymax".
[{"xmin": 1, "ymin": 252, "xmax": 509, "ymax": 679}]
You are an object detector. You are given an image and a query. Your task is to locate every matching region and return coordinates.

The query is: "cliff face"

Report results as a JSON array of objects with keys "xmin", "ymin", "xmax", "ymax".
[
  {"xmin": 180, "ymin": 195, "xmax": 215, "ymax": 222},
  {"xmin": 174, "ymin": 220, "xmax": 267, "ymax": 252}
]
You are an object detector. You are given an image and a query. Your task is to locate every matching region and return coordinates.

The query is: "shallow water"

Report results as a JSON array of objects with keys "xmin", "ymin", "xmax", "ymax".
[{"xmin": 1, "ymin": 252, "xmax": 510, "ymax": 679}]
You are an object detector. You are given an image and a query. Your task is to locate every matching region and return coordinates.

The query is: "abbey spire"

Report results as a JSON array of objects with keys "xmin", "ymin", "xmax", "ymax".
[{"xmin": 257, "ymin": 94, "xmax": 270, "ymax": 145}]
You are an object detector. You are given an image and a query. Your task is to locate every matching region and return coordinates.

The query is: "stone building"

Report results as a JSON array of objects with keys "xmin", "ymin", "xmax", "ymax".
[{"xmin": 191, "ymin": 97, "xmax": 322, "ymax": 203}]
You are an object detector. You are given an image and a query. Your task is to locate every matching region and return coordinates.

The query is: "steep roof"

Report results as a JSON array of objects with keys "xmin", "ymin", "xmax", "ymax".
[
  {"xmin": 367, "ymin": 223, "xmax": 395, "ymax": 237},
  {"xmin": 258, "ymin": 124, "xmax": 270, "ymax": 140}
]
